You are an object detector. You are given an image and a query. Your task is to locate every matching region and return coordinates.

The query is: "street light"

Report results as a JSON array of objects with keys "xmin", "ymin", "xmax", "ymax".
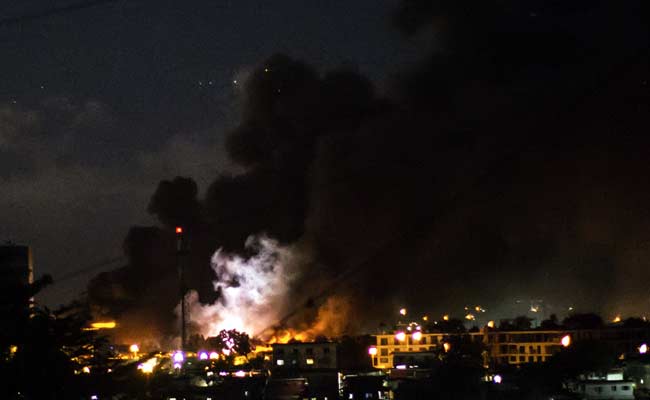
[
  {"xmin": 129, "ymin": 344, "xmax": 139, "ymax": 357},
  {"xmin": 561, "ymin": 335, "xmax": 571, "ymax": 348}
]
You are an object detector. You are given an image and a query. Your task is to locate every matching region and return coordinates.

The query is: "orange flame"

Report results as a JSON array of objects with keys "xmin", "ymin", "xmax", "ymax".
[{"xmin": 262, "ymin": 296, "xmax": 352, "ymax": 344}]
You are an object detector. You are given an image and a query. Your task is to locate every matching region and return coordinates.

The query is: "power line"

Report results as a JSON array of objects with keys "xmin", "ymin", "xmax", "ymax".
[
  {"xmin": 52, "ymin": 255, "xmax": 126, "ymax": 283},
  {"xmin": 0, "ymin": 0, "xmax": 121, "ymax": 27}
]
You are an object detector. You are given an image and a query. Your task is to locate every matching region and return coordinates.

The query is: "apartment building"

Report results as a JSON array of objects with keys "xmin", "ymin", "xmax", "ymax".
[{"xmin": 369, "ymin": 327, "xmax": 650, "ymax": 369}]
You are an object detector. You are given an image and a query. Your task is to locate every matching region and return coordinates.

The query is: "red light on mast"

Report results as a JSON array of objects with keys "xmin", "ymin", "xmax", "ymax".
[{"xmin": 175, "ymin": 227, "xmax": 183, "ymax": 234}]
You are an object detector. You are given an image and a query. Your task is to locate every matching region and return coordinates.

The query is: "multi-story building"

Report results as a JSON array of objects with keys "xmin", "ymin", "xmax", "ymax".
[
  {"xmin": 485, "ymin": 330, "xmax": 565, "ymax": 365},
  {"xmin": 370, "ymin": 327, "xmax": 650, "ymax": 369},
  {"xmin": 271, "ymin": 341, "xmax": 338, "ymax": 370},
  {"xmin": 371, "ymin": 331, "xmax": 479, "ymax": 369},
  {"xmin": 271, "ymin": 342, "xmax": 339, "ymax": 400}
]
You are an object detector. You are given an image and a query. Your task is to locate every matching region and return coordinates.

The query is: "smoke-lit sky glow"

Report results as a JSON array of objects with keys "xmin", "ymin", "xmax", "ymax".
[{"xmin": 1, "ymin": 0, "xmax": 649, "ymax": 340}]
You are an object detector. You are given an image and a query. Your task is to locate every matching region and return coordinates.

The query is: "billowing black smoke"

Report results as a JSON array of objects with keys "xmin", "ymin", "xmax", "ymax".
[{"xmin": 88, "ymin": 0, "xmax": 649, "ymax": 338}]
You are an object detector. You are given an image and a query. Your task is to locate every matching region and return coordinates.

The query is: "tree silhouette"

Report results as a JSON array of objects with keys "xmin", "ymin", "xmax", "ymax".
[
  {"xmin": 206, "ymin": 329, "xmax": 251, "ymax": 356},
  {"xmin": 563, "ymin": 313, "xmax": 604, "ymax": 330},
  {"xmin": 541, "ymin": 314, "xmax": 561, "ymax": 329},
  {"xmin": 1, "ymin": 272, "xmax": 105, "ymax": 399}
]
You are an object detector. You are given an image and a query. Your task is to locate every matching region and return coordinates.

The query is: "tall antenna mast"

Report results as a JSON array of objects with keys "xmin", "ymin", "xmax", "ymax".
[{"xmin": 175, "ymin": 226, "xmax": 189, "ymax": 350}]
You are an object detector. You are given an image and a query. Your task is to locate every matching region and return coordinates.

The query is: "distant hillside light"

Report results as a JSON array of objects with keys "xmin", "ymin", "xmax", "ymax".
[
  {"xmin": 639, "ymin": 344, "xmax": 648, "ymax": 354},
  {"xmin": 561, "ymin": 335, "xmax": 571, "ymax": 347},
  {"xmin": 399, "ymin": 308, "xmax": 407, "ymax": 316},
  {"xmin": 175, "ymin": 226, "xmax": 183, "ymax": 234}
]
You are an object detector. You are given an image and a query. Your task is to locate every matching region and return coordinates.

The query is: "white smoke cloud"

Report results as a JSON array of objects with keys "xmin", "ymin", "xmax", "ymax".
[{"xmin": 185, "ymin": 235, "xmax": 299, "ymax": 338}]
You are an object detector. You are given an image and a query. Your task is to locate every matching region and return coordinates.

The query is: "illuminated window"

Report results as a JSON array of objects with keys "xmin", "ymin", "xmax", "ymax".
[
  {"xmin": 306, "ymin": 358, "xmax": 314, "ymax": 365},
  {"xmin": 276, "ymin": 360, "xmax": 284, "ymax": 366}
]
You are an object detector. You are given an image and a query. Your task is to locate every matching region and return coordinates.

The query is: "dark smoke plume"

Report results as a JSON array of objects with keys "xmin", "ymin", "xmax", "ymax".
[{"xmin": 88, "ymin": 0, "xmax": 649, "ymax": 338}]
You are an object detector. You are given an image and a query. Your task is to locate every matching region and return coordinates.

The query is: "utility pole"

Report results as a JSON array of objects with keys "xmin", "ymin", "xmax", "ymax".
[{"xmin": 175, "ymin": 226, "xmax": 188, "ymax": 350}]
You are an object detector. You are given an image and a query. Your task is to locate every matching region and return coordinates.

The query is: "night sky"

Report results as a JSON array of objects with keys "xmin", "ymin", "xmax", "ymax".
[
  {"xmin": 1, "ymin": 0, "xmax": 412, "ymax": 307},
  {"xmin": 1, "ymin": 0, "xmax": 649, "ymax": 334}
]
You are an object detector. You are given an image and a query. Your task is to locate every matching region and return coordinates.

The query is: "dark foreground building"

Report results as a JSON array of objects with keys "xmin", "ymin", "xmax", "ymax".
[
  {"xmin": 270, "ymin": 342, "xmax": 339, "ymax": 400},
  {"xmin": 0, "ymin": 244, "xmax": 34, "ymax": 287}
]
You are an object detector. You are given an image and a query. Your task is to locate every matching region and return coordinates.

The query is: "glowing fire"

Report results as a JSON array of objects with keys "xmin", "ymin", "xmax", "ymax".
[
  {"xmin": 184, "ymin": 236, "xmax": 350, "ymax": 342},
  {"xmin": 264, "ymin": 297, "xmax": 351, "ymax": 343},
  {"xmin": 267, "ymin": 329, "xmax": 309, "ymax": 344},
  {"xmin": 185, "ymin": 236, "xmax": 297, "ymax": 338}
]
